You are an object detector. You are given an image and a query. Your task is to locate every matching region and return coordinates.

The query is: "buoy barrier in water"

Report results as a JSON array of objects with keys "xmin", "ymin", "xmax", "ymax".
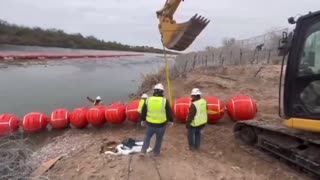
[
  {"xmin": 22, "ymin": 112, "xmax": 47, "ymax": 132},
  {"xmin": 125, "ymin": 100, "xmax": 140, "ymax": 123},
  {"xmin": 0, "ymin": 94, "xmax": 258, "ymax": 136},
  {"xmin": 70, "ymin": 107, "xmax": 89, "ymax": 129},
  {"xmin": 87, "ymin": 106, "xmax": 106, "ymax": 127},
  {"xmin": 227, "ymin": 94, "xmax": 257, "ymax": 121},
  {"xmin": 0, "ymin": 114, "xmax": 20, "ymax": 135},
  {"xmin": 105, "ymin": 102, "xmax": 126, "ymax": 124},
  {"xmin": 0, "ymin": 53, "xmax": 144, "ymax": 60},
  {"xmin": 50, "ymin": 108, "xmax": 70, "ymax": 129}
]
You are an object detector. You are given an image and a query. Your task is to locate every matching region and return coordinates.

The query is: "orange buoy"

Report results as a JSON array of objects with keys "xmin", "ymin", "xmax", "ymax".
[
  {"xmin": 173, "ymin": 97, "xmax": 191, "ymax": 123},
  {"xmin": 227, "ymin": 94, "xmax": 257, "ymax": 121},
  {"xmin": 22, "ymin": 112, "xmax": 47, "ymax": 132},
  {"xmin": 70, "ymin": 107, "xmax": 88, "ymax": 129},
  {"xmin": 86, "ymin": 105, "xmax": 106, "ymax": 127},
  {"xmin": 105, "ymin": 102, "xmax": 126, "ymax": 124},
  {"xmin": 205, "ymin": 96, "xmax": 225, "ymax": 123},
  {"xmin": 50, "ymin": 108, "xmax": 69, "ymax": 129},
  {"xmin": 126, "ymin": 100, "xmax": 140, "ymax": 123},
  {"xmin": 0, "ymin": 114, "xmax": 20, "ymax": 136}
]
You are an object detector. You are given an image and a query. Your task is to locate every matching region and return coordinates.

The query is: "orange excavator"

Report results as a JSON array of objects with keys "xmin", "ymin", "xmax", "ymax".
[{"xmin": 156, "ymin": 0, "xmax": 210, "ymax": 51}]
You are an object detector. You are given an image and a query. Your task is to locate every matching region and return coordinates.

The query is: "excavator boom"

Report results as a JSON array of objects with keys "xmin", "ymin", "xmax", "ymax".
[{"xmin": 157, "ymin": 0, "xmax": 210, "ymax": 51}]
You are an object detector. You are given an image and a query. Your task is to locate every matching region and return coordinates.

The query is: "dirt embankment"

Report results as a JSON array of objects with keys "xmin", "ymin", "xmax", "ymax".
[{"xmin": 29, "ymin": 65, "xmax": 313, "ymax": 180}]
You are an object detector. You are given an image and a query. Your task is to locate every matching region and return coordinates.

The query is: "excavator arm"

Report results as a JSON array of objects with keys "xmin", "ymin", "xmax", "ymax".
[
  {"xmin": 157, "ymin": 0, "xmax": 210, "ymax": 51},
  {"xmin": 156, "ymin": 0, "xmax": 182, "ymax": 19}
]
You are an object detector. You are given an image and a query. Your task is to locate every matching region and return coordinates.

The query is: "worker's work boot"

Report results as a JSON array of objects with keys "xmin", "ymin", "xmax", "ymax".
[
  {"xmin": 152, "ymin": 152, "xmax": 160, "ymax": 157},
  {"xmin": 189, "ymin": 146, "xmax": 195, "ymax": 151},
  {"xmin": 139, "ymin": 152, "xmax": 146, "ymax": 158}
]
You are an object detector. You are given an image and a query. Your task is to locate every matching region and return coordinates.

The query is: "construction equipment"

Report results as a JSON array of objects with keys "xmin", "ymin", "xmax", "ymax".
[
  {"xmin": 233, "ymin": 11, "xmax": 320, "ymax": 176},
  {"xmin": 156, "ymin": 0, "xmax": 210, "ymax": 51}
]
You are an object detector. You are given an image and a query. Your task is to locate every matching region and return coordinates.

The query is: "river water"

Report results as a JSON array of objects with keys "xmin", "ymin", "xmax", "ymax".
[{"xmin": 0, "ymin": 45, "xmax": 167, "ymax": 117}]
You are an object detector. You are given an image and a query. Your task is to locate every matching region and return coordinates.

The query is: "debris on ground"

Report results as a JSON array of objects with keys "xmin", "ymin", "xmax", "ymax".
[
  {"xmin": 100, "ymin": 141, "xmax": 118, "ymax": 154},
  {"xmin": 31, "ymin": 155, "xmax": 62, "ymax": 177},
  {"xmin": 103, "ymin": 138, "xmax": 152, "ymax": 156}
]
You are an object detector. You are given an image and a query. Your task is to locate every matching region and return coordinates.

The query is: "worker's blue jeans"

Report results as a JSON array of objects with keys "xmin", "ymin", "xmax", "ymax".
[
  {"xmin": 141, "ymin": 125, "xmax": 166, "ymax": 155},
  {"xmin": 188, "ymin": 126, "xmax": 202, "ymax": 150}
]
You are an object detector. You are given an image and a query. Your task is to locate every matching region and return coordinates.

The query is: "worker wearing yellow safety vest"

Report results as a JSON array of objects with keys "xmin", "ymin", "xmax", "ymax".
[
  {"xmin": 138, "ymin": 94, "xmax": 148, "ymax": 113},
  {"xmin": 186, "ymin": 88, "xmax": 208, "ymax": 151},
  {"xmin": 140, "ymin": 83, "xmax": 174, "ymax": 157}
]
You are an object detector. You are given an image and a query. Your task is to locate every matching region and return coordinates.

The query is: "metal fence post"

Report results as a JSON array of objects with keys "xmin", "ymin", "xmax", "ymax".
[{"xmin": 240, "ymin": 49, "xmax": 243, "ymax": 65}]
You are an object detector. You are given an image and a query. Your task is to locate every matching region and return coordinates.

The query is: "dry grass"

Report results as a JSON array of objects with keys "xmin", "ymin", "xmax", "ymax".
[{"xmin": 136, "ymin": 67, "xmax": 167, "ymax": 97}]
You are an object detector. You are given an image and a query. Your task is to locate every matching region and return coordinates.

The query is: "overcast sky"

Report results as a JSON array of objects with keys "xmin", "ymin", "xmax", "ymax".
[{"xmin": 1, "ymin": 0, "xmax": 320, "ymax": 51}]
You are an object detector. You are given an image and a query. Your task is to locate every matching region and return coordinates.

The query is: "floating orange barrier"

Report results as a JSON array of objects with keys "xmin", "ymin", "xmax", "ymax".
[
  {"xmin": 70, "ymin": 107, "xmax": 89, "ymax": 129},
  {"xmin": 50, "ymin": 108, "xmax": 70, "ymax": 129},
  {"xmin": 126, "ymin": 100, "xmax": 140, "ymax": 123},
  {"xmin": 0, "ymin": 113, "xmax": 20, "ymax": 136},
  {"xmin": 0, "ymin": 52, "xmax": 144, "ymax": 60},
  {"xmin": 105, "ymin": 102, "xmax": 126, "ymax": 124},
  {"xmin": 22, "ymin": 112, "xmax": 47, "ymax": 132},
  {"xmin": 86, "ymin": 106, "xmax": 106, "ymax": 127}
]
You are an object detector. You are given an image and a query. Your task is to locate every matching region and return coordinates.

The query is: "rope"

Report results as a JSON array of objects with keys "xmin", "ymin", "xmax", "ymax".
[
  {"xmin": 162, "ymin": 44, "xmax": 174, "ymax": 107},
  {"xmin": 207, "ymin": 109, "xmax": 225, "ymax": 115}
]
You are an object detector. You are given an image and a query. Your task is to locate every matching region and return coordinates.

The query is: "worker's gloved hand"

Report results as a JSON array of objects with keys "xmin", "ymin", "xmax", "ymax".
[
  {"xmin": 185, "ymin": 123, "xmax": 190, "ymax": 129},
  {"xmin": 168, "ymin": 122, "xmax": 174, "ymax": 127},
  {"xmin": 141, "ymin": 121, "xmax": 145, "ymax": 127}
]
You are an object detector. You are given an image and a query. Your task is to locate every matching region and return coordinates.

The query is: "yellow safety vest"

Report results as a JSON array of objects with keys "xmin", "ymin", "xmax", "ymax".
[
  {"xmin": 191, "ymin": 99, "xmax": 208, "ymax": 127},
  {"xmin": 138, "ymin": 99, "xmax": 145, "ymax": 113},
  {"xmin": 146, "ymin": 96, "xmax": 167, "ymax": 124}
]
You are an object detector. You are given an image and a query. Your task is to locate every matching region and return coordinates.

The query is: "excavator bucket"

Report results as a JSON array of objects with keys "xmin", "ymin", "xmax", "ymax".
[{"xmin": 159, "ymin": 14, "xmax": 210, "ymax": 51}]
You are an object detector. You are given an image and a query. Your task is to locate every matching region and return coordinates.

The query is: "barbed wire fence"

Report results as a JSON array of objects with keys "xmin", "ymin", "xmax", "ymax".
[
  {"xmin": 0, "ymin": 132, "xmax": 51, "ymax": 180},
  {"xmin": 0, "ymin": 133, "xmax": 33, "ymax": 180},
  {"xmin": 174, "ymin": 28, "xmax": 288, "ymax": 74}
]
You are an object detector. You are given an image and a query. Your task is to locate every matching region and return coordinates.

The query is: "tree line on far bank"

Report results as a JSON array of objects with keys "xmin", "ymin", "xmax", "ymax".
[{"xmin": 0, "ymin": 19, "xmax": 179, "ymax": 54}]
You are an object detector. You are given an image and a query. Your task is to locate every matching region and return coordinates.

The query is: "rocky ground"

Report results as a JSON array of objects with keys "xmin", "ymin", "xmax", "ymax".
[{"xmin": 26, "ymin": 65, "xmax": 315, "ymax": 180}]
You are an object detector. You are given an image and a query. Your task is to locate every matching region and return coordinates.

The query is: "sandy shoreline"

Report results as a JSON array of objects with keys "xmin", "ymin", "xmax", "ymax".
[{"xmin": 17, "ymin": 64, "xmax": 314, "ymax": 180}]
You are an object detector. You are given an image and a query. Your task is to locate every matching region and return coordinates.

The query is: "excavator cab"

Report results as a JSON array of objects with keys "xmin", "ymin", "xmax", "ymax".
[
  {"xmin": 234, "ymin": 11, "xmax": 320, "ymax": 177},
  {"xmin": 279, "ymin": 10, "xmax": 320, "ymax": 132},
  {"xmin": 157, "ymin": 0, "xmax": 210, "ymax": 51}
]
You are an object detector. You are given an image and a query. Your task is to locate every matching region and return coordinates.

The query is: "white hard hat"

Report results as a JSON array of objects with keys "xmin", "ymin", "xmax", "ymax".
[
  {"xmin": 141, "ymin": 94, "xmax": 148, "ymax": 98},
  {"xmin": 191, "ymin": 88, "xmax": 202, "ymax": 95},
  {"xmin": 154, "ymin": 83, "xmax": 164, "ymax": 91},
  {"xmin": 96, "ymin": 96, "xmax": 102, "ymax": 100}
]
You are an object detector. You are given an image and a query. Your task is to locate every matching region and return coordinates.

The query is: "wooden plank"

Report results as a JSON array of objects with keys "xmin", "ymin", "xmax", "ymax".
[{"xmin": 31, "ymin": 156, "xmax": 62, "ymax": 177}]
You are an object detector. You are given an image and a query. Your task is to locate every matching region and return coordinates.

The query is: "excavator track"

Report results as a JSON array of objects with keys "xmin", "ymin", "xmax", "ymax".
[{"xmin": 233, "ymin": 119, "xmax": 320, "ymax": 177}]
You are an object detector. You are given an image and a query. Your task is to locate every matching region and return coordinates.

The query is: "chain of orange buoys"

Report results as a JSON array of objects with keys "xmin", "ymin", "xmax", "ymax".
[
  {"xmin": 0, "ymin": 94, "xmax": 257, "ymax": 136},
  {"xmin": 0, "ymin": 52, "xmax": 144, "ymax": 60}
]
